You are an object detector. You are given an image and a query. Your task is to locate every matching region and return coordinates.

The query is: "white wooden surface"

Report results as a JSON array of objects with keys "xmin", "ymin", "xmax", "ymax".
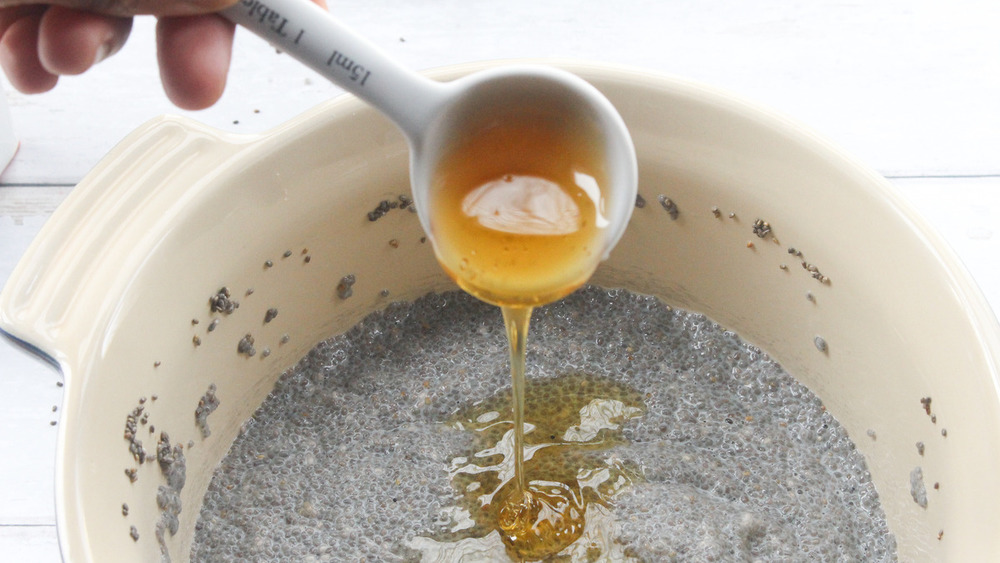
[{"xmin": 1, "ymin": 1, "xmax": 998, "ymax": 560}]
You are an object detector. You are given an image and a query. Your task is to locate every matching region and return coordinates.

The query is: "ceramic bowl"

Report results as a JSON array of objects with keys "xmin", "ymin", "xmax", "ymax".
[{"xmin": 2, "ymin": 61, "xmax": 998, "ymax": 561}]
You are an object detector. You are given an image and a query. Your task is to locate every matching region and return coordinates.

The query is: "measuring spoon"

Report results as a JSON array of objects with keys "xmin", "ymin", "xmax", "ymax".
[{"xmin": 223, "ymin": 0, "xmax": 637, "ymax": 267}]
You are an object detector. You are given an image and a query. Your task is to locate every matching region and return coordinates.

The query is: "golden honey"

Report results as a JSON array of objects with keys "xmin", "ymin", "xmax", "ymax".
[
  {"xmin": 429, "ymin": 114, "xmax": 613, "ymax": 559},
  {"xmin": 429, "ymin": 114, "xmax": 609, "ymax": 308}
]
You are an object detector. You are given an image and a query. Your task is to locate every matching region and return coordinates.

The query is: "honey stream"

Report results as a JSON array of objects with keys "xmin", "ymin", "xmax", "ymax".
[
  {"xmin": 427, "ymin": 114, "xmax": 632, "ymax": 559},
  {"xmin": 496, "ymin": 306, "xmax": 587, "ymax": 559}
]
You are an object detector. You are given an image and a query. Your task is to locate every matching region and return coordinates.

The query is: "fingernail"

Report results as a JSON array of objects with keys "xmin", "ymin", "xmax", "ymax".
[{"xmin": 94, "ymin": 41, "xmax": 112, "ymax": 65}]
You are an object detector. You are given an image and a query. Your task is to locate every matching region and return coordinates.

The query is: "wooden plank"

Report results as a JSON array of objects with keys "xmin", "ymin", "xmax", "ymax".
[
  {"xmin": 0, "ymin": 526, "xmax": 60, "ymax": 563},
  {"xmin": 0, "ymin": 347, "xmax": 61, "ymax": 526},
  {"xmin": 0, "ymin": 187, "xmax": 72, "ymax": 222},
  {"xmin": 0, "ymin": 196, "xmax": 63, "ymax": 527}
]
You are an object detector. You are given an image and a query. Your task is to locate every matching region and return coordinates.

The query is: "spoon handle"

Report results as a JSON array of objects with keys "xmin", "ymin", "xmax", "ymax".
[{"xmin": 222, "ymin": 0, "xmax": 446, "ymax": 137}]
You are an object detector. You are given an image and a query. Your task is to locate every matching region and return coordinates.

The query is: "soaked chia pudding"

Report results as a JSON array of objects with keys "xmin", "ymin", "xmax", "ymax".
[{"xmin": 191, "ymin": 287, "xmax": 896, "ymax": 561}]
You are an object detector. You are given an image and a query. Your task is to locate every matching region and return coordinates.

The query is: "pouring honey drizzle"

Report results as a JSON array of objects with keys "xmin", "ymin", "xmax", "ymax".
[
  {"xmin": 495, "ymin": 306, "xmax": 588, "ymax": 559},
  {"xmin": 443, "ymin": 373, "xmax": 645, "ymax": 561},
  {"xmin": 429, "ymin": 115, "xmax": 612, "ymax": 559}
]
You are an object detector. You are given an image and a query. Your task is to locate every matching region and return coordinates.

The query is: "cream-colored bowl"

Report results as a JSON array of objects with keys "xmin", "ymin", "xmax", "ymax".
[{"xmin": 2, "ymin": 61, "xmax": 998, "ymax": 562}]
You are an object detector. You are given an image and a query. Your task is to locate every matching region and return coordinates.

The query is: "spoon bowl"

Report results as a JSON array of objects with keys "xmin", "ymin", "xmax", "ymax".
[
  {"xmin": 412, "ymin": 65, "xmax": 638, "ymax": 262},
  {"xmin": 223, "ymin": 0, "xmax": 638, "ymax": 285}
]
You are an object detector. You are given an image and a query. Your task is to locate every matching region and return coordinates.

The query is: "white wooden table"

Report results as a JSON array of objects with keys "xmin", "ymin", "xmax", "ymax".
[{"xmin": 1, "ymin": 1, "xmax": 998, "ymax": 559}]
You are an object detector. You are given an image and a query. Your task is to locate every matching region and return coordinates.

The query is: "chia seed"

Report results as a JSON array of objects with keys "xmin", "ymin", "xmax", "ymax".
[
  {"xmin": 336, "ymin": 275, "xmax": 357, "ymax": 300},
  {"xmin": 195, "ymin": 384, "xmax": 220, "ymax": 438},
  {"xmin": 657, "ymin": 195, "xmax": 679, "ymax": 219},
  {"xmin": 155, "ymin": 432, "xmax": 187, "ymax": 560},
  {"xmin": 238, "ymin": 334, "xmax": 256, "ymax": 357},
  {"xmin": 129, "ymin": 436, "xmax": 147, "ymax": 463},
  {"xmin": 209, "ymin": 287, "xmax": 239, "ymax": 315},
  {"xmin": 752, "ymin": 219, "xmax": 772, "ymax": 238},
  {"xmin": 367, "ymin": 199, "xmax": 393, "ymax": 222},
  {"xmin": 920, "ymin": 397, "xmax": 932, "ymax": 416},
  {"xmin": 910, "ymin": 467, "xmax": 928, "ymax": 508},
  {"xmin": 264, "ymin": 308, "xmax": 279, "ymax": 324}
]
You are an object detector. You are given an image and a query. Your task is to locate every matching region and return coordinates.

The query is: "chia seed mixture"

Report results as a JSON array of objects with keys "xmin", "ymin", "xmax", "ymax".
[{"xmin": 191, "ymin": 287, "xmax": 895, "ymax": 561}]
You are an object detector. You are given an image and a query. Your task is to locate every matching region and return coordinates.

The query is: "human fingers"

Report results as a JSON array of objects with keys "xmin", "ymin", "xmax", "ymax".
[
  {"xmin": 0, "ymin": 5, "xmax": 58, "ymax": 93},
  {"xmin": 0, "ymin": 1, "xmax": 240, "ymax": 18},
  {"xmin": 156, "ymin": 13, "xmax": 234, "ymax": 110},
  {"xmin": 154, "ymin": 0, "xmax": 327, "ymax": 110},
  {"xmin": 38, "ymin": 5, "xmax": 131, "ymax": 75}
]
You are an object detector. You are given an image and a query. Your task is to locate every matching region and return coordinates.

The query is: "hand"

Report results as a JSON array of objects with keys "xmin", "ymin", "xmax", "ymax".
[{"xmin": 0, "ymin": 0, "xmax": 327, "ymax": 110}]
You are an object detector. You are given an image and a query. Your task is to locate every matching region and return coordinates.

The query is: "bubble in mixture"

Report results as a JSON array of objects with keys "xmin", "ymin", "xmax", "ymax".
[{"xmin": 191, "ymin": 287, "xmax": 896, "ymax": 561}]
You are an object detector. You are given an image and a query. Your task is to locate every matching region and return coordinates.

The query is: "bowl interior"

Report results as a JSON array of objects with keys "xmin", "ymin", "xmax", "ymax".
[{"xmin": 2, "ymin": 62, "xmax": 999, "ymax": 562}]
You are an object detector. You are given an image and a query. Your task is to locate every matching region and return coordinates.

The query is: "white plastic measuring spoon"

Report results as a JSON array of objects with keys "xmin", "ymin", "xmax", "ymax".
[{"xmin": 223, "ymin": 0, "xmax": 638, "ymax": 303}]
